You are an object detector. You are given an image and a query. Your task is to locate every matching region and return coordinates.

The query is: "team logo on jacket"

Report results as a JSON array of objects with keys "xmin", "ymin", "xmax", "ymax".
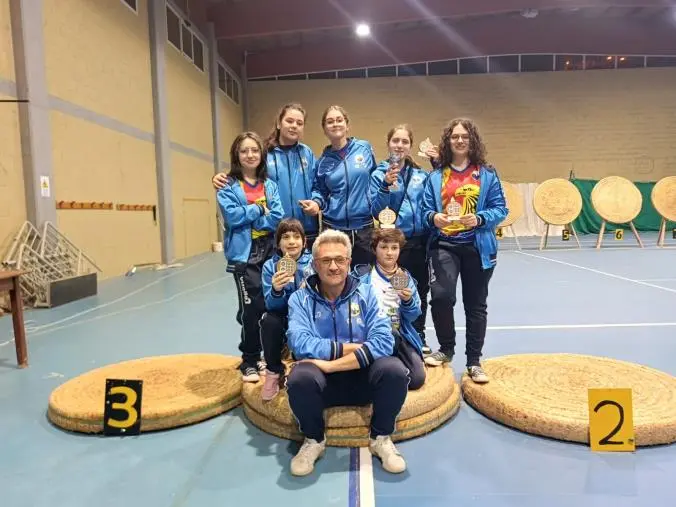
[
  {"xmin": 350, "ymin": 302, "xmax": 361, "ymax": 317},
  {"xmin": 301, "ymin": 157, "xmax": 308, "ymax": 169},
  {"xmin": 411, "ymin": 175, "xmax": 424, "ymax": 186},
  {"xmin": 354, "ymin": 155, "xmax": 365, "ymax": 168}
]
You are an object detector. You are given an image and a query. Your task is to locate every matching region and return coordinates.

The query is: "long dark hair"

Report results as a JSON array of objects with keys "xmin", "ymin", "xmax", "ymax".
[
  {"xmin": 265, "ymin": 103, "xmax": 307, "ymax": 149},
  {"xmin": 228, "ymin": 132, "xmax": 267, "ymax": 181},
  {"xmin": 386, "ymin": 124, "xmax": 421, "ymax": 169},
  {"xmin": 436, "ymin": 118, "xmax": 488, "ymax": 169}
]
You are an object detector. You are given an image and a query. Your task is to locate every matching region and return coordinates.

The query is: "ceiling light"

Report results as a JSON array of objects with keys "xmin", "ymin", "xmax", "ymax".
[{"xmin": 355, "ymin": 23, "xmax": 371, "ymax": 37}]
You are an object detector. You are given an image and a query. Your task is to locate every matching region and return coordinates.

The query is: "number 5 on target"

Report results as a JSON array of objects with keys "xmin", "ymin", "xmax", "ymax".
[{"xmin": 587, "ymin": 388, "xmax": 635, "ymax": 452}]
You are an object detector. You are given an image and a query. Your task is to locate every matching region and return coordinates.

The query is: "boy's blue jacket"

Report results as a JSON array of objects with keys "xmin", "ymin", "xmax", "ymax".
[
  {"xmin": 267, "ymin": 143, "xmax": 318, "ymax": 235},
  {"xmin": 216, "ymin": 177, "xmax": 284, "ymax": 271},
  {"xmin": 369, "ymin": 160, "xmax": 430, "ymax": 239},
  {"xmin": 261, "ymin": 250, "xmax": 314, "ymax": 312},
  {"xmin": 286, "ymin": 273, "xmax": 394, "ymax": 368},
  {"xmin": 353, "ymin": 264, "xmax": 423, "ymax": 356},
  {"xmin": 421, "ymin": 165, "xmax": 508, "ymax": 270},
  {"xmin": 311, "ymin": 137, "xmax": 377, "ymax": 230}
]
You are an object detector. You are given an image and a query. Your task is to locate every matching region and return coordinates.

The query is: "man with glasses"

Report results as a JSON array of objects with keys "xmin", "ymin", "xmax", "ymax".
[{"xmin": 284, "ymin": 229, "xmax": 410, "ymax": 477}]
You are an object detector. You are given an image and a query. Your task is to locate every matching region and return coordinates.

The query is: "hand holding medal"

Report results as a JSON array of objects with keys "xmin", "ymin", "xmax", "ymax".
[
  {"xmin": 390, "ymin": 268, "xmax": 412, "ymax": 301},
  {"xmin": 273, "ymin": 253, "xmax": 296, "ymax": 292}
]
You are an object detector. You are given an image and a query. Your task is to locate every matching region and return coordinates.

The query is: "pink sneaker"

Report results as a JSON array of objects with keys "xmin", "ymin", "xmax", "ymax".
[{"xmin": 261, "ymin": 370, "xmax": 281, "ymax": 401}]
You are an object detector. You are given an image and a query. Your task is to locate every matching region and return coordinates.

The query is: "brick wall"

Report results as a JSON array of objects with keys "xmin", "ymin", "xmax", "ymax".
[{"xmin": 249, "ymin": 67, "xmax": 676, "ymax": 183}]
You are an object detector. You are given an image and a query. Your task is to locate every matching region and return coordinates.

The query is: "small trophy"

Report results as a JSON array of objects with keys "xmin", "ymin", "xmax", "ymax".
[
  {"xmin": 445, "ymin": 197, "xmax": 462, "ymax": 221},
  {"xmin": 276, "ymin": 252, "xmax": 297, "ymax": 276},
  {"xmin": 378, "ymin": 207, "xmax": 397, "ymax": 229},
  {"xmin": 388, "ymin": 152, "xmax": 401, "ymax": 189},
  {"xmin": 390, "ymin": 269, "xmax": 409, "ymax": 290}
]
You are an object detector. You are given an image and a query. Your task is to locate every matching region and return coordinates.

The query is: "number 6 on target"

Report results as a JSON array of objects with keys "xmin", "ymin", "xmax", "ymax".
[{"xmin": 587, "ymin": 388, "xmax": 635, "ymax": 452}]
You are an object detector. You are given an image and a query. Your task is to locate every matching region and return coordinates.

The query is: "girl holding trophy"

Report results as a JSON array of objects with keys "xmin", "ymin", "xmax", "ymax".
[
  {"xmin": 420, "ymin": 118, "xmax": 508, "ymax": 384},
  {"xmin": 369, "ymin": 125, "xmax": 433, "ymax": 355}
]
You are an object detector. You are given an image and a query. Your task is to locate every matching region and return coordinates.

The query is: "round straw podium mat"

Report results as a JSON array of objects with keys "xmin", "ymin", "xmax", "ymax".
[
  {"xmin": 242, "ymin": 364, "xmax": 460, "ymax": 447},
  {"xmin": 461, "ymin": 354, "xmax": 676, "ymax": 446},
  {"xmin": 48, "ymin": 354, "xmax": 243, "ymax": 433}
]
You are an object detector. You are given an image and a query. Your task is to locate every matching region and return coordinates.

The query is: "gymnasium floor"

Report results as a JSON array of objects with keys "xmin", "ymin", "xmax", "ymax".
[{"xmin": 1, "ymin": 232, "xmax": 674, "ymax": 507}]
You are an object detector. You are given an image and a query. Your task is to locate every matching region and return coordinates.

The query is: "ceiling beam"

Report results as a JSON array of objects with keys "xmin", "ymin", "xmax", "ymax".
[
  {"xmin": 245, "ymin": 15, "xmax": 676, "ymax": 77},
  {"xmin": 209, "ymin": 0, "xmax": 668, "ymax": 40}
]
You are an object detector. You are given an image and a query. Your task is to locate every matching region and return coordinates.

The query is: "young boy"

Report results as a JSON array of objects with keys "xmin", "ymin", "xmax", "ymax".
[
  {"xmin": 259, "ymin": 218, "xmax": 314, "ymax": 400},
  {"xmin": 353, "ymin": 227, "xmax": 426, "ymax": 389}
]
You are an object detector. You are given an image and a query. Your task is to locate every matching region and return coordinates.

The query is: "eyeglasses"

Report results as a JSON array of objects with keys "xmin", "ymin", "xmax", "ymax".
[{"xmin": 316, "ymin": 256, "xmax": 349, "ymax": 267}]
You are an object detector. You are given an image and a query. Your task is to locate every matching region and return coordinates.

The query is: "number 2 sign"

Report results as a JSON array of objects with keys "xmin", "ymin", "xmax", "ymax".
[{"xmin": 588, "ymin": 388, "xmax": 635, "ymax": 452}]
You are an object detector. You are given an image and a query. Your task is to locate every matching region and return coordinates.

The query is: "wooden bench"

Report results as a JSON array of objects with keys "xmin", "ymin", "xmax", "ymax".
[{"xmin": 0, "ymin": 270, "xmax": 28, "ymax": 368}]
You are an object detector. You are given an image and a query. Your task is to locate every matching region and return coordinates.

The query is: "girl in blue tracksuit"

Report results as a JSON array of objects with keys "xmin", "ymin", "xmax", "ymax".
[
  {"xmin": 420, "ymin": 118, "xmax": 508, "ymax": 384},
  {"xmin": 212, "ymin": 103, "xmax": 319, "ymax": 249},
  {"xmin": 369, "ymin": 124, "xmax": 432, "ymax": 355},
  {"xmin": 216, "ymin": 132, "xmax": 284, "ymax": 382},
  {"xmin": 353, "ymin": 227, "xmax": 426, "ymax": 390},
  {"xmin": 259, "ymin": 218, "xmax": 314, "ymax": 400},
  {"xmin": 304, "ymin": 105, "xmax": 377, "ymax": 268}
]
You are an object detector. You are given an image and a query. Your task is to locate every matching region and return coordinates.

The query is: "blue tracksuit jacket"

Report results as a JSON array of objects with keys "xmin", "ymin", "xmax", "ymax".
[
  {"xmin": 286, "ymin": 273, "xmax": 394, "ymax": 368},
  {"xmin": 261, "ymin": 250, "xmax": 314, "ymax": 312},
  {"xmin": 421, "ymin": 165, "xmax": 508, "ymax": 270},
  {"xmin": 311, "ymin": 137, "xmax": 377, "ymax": 231},
  {"xmin": 353, "ymin": 264, "xmax": 423, "ymax": 356},
  {"xmin": 267, "ymin": 143, "xmax": 318, "ymax": 235},
  {"xmin": 369, "ymin": 160, "xmax": 430, "ymax": 239},
  {"xmin": 216, "ymin": 177, "xmax": 284, "ymax": 270}
]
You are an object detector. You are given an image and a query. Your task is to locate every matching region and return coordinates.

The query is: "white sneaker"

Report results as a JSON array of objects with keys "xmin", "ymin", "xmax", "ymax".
[
  {"xmin": 290, "ymin": 437, "xmax": 326, "ymax": 476},
  {"xmin": 369, "ymin": 435, "xmax": 406, "ymax": 474}
]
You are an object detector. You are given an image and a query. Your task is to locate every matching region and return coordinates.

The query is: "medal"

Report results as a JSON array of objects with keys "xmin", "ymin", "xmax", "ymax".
[
  {"xmin": 418, "ymin": 138, "xmax": 433, "ymax": 158},
  {"xmin": 378, "ymin": 207, "xmax": 397, "ymax": 229},
  {"xmin": 446, "ymin": 197, "xmax": 462, "ymax": 221},
  {"xmin": 390, "ymin": 269, "xmax": 409, "ymax": 290},
  {"xmin": 276, "ymin": 253, "xmax": 297, "ymax": 276}
]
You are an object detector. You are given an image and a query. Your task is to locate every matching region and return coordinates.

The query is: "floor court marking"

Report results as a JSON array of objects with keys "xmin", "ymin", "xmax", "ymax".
[
  {"xmin": 349, "ymin": 447, "xmax": 374, "ymax": 507},
  {"xmin": 0, "ymin": 275, "xmax": 228, "ymax": 347},
  {"xmin": 515, "ymin": 251, "xmax": 676, "ymax": 294},
  {"xmin": 425, "ymin": 322, "xmax": 676, "ymax": 331},
  {"xmin": 25, "ymin": 257, "xmax": 209, "ymax": 333}
]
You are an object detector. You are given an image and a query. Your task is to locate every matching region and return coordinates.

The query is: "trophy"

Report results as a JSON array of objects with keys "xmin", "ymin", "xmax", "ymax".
[
  {"xmin": 276, "ymin": 252, "xmax": 297, "ymax": 276},
  {"xmin": 390, "ymin": 268, "xmax": 409, "ymax": 290},
  {"xmin": 388, "ymin": 152, "xmax": 401, "ymax": 189},
  {"xmin": 378, "ymin": 207, "xmax": 397, "ymax": 229},
  {"xmin": 418, "ymin": 137, "xmax": 433, "ymax": 158},
  {"xmin": 445, "ymin": 197, "xmax": 462, "ymax": 221}
]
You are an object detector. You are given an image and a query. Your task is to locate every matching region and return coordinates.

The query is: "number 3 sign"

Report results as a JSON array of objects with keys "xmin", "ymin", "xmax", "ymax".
[
  {"xmin": 587, "ymin": 388, "xmax": 635, "ymax": 452},
  {"xmin": 103, "ymin": 379, "xmax": 143, "ymax": 436}
]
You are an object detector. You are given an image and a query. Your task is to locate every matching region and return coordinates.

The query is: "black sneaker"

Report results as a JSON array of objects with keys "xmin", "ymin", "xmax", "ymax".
[
  {"xmin": 424, "ymin": 351, "xmax": 452, "ymax": 367},
  {"xmin": 240, "ymin": 362, "xmax": 260, "ymax": 383}
]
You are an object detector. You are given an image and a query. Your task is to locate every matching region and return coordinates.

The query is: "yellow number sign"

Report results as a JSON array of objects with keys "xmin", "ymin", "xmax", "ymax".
[
  {"xmin": 615, "ymin": 229, "xmax": 624, "ymax": 240},
  {"xmin": 103, "ymin": 379, "xmax": 143, "ymax": 436},
  {"xmin": 562, "ymin": 229, "xmax": 570, "ymax": 241},
  {"xmin": 496, "ymin": 227, "xmax": 503, "ymax": 239},
  {"xmin": 587, "ymin": 388, "xmax": 635, "ymax": 452}
]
